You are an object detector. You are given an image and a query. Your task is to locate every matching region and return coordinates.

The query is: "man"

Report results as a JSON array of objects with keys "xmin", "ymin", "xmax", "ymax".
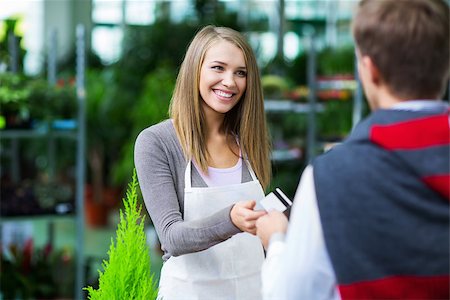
[{"xmin": 256, "ymin": 0, "xmax": 450, "ymax": 299}]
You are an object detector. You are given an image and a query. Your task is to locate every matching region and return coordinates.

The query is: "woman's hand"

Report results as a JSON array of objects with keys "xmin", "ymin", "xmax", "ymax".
[{"xmin": 230, "ymin": 200, "xmax": 267, "ymax": 235}]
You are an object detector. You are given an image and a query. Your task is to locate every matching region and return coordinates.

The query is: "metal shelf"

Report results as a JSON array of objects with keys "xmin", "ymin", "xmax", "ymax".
[
  {"xmin": 271, "ymin": 148, "xmax": 303, "ymax": 162},
  {"xmin": 265, "ymin": 99, "xmax": 325, "ymax": 113},
  {"xmin": 0, "ymin": 128, "xmax": 78, "ymax": 139},
  {"xmin": 0, "ymin": 25, "xmax": 86, "ymax": 300},
  {"xmin": 265, "ymin": 99, "xmax": 321, "ymax": 164}
]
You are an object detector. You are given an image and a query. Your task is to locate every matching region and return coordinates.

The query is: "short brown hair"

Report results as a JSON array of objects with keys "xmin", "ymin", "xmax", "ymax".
[{"xmin": 353, "ymin": 0, "xmax": 449, "ymax": 99}]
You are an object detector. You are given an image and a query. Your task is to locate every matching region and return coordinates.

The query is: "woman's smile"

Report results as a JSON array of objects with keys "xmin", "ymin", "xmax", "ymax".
[{"xmin": 199, "ymin": 39, "xmax": 247, "ymax": 116}]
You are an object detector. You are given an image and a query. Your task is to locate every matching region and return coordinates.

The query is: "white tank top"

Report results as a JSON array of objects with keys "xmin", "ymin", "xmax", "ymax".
[{"xmin": 193, "ymin": 157, "xmax": 243, "ymax": 187}]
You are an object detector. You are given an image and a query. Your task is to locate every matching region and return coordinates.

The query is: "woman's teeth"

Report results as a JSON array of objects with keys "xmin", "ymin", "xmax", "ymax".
[{"xmin": 215, "ymin": 90, "xmax": 233, "ymax": 98}]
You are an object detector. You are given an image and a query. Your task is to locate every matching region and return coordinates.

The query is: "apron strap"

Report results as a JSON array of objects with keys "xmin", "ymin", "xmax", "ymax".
[
  {"xmin": 185, "ymin": 160, "xmax": 192, "ymax": 189},
  {"xmin": 244, "ymin": 159, "xmax": 258, "ymax": 181}
]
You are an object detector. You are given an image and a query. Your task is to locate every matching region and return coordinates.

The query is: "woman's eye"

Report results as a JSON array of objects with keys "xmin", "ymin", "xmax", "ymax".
[
  {"xmin": 236, "ymin": 70, "xmax": 247, "ymax": 77},
  {"xmin": 212, "ymin": 66, "xmax": 224, "ymax": 71}
]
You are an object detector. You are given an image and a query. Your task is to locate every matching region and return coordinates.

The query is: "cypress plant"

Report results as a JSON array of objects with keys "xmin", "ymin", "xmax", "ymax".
[{"xmin": 84, "ymin": 170, "xmax": 158, "ymax": 299}]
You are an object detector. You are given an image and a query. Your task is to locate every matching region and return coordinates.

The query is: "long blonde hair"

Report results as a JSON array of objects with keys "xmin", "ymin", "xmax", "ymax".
[{"xmin": 169, "ymin": 25, "xmax": 271, "ymax": 189}]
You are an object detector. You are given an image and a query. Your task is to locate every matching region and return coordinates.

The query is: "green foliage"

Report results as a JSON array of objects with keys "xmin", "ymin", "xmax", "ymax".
[
  {"xmin": 84, "ymin": 68, "xmax": 124, "ymax": 194},
  {"xmin": 0, "ymin": 242, "xmax": 74, "ymax": 299},
  {"xmin": 318, "ymin": 46, "xmax": 355, "ymax": 76},
  {"xmin": 284, "ymin": 45, "xmax": 355, "ymax": 86},
  {"xmin": 0, "ymin": 73, "xmax": 77, "ymax": 123},
  {"xmin": 112, "ymin": 65, "xmax": 174, "ymax": 187},
  {"xmin": 84, "ymin": 170, "xmax": 158, "ymax": 300},
  {"xmin": 285, "ymin": 52, "xmax": 308, "ymax": 86},
  {"xmin": 118, "ymin": 20, "xmax": 197, "ymax": 88},
  {"xmin": 193, "ymin": 0, "xmax": 242, "ymax": 29},
  {"xmin": 0, "ymin": 73, "xmax": 30, "ymax": 116},
  {"xmin": 270, "ymin": 161, "xmax": 304, "ymax": 199},
  {"xmin": 261, "ymin": 74, "xmax": 291, "ymax": 99},
  {"xmin": 0, "ymin": 18, "xmax": 27, "ymax": 73},
  {"xmin": 317, "ymin": 100, "xmax": 353, "ymax": 140},
  {"xmin": 27, "ymin": 77, "xmax": 77, "ymax": 121},
  {"xmin": 270, "ymin": 112, "xmax": 308, "ymax": 139},
  {"xmin": 85, "ymin": 69, "xmax": 115, "ymax": 151}
]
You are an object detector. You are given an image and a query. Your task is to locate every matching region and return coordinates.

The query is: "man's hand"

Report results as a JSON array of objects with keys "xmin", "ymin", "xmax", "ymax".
[
  {"xmin": 230, "ymin": 200, "xmax": 267, "ymax": 235},
  {"xmin": 256, "ymin": 211, "xmax": 288, "ymax": 250}
]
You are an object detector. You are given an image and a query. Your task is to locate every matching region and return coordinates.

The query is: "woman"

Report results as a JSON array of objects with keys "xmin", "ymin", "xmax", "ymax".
[{"xmin": 134, "ymin": 25, "xmax": 271, "ymax": 299}]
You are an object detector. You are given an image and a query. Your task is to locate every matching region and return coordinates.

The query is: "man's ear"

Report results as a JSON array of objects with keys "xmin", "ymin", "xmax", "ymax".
[{"xmin": 361, "ymin": 56, "xmax": 381, "ymax": 86}]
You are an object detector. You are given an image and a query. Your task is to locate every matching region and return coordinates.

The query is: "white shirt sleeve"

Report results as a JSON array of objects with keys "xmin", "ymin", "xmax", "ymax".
[{"xmin": 261, "ymin": 165, "xmax": 341, "ymax": 300}]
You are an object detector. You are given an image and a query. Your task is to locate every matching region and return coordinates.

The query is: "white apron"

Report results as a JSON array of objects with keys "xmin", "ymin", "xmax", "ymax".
[{"xmin": 157, "ymin": 160, "xmax": 265, "ymax": 300}]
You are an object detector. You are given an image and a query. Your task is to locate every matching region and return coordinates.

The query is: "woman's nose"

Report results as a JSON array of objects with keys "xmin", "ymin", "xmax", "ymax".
[{"xmin": 222, "ymin": 72, "xmax": 235, "ymax": 87}]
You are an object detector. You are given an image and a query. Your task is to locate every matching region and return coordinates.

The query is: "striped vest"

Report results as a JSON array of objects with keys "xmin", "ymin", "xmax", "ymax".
[{"xmin": 314, "ymin": 108, "xmax": 450, "ymax": 299}]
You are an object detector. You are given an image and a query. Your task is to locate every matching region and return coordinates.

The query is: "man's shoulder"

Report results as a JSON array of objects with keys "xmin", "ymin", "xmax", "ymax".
[{"xmin": 313, "ymin": 135, "xmax": 381, "ymax": 181}]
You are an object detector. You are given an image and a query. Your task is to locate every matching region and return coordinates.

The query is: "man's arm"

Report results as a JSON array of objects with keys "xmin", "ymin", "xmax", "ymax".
[{"xmin": 256, "ymin": 165, "xmax": 340, "ymax": 300}]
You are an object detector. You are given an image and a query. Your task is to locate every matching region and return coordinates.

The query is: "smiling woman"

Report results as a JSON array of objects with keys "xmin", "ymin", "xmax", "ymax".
[
  {"xmin": 134, "ymin": 25, "xmax": 271, "ymax": 300},
  {"xmin": 199, "ymin": 40, "xmax": 247, "ymax": 116}
]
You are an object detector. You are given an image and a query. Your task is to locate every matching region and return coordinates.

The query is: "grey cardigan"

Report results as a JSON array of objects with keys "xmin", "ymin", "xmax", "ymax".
[{"xmin": 134, "ymin": 119, "xmax": 252, "ymax": 261}]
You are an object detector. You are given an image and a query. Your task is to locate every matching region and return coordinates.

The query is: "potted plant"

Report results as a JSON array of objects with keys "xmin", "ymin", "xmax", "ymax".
[
  {"xmin": 27, "ymin": 76, "xmax": 77, "ymax": 129},
  {"xmin": 0, "ymin": 73, "xmax": 31, "ymax": 129},
  {"xmin": 0, "ymin": 239, "xmax": 74, "ymax": 299},
  {"xmin": 84, "ymin": 171, "xmax": 158, "ymax": 299},
  {"xmin": 84, "ymin": 68, "xmax": 123, "ymax": 227},
  {"xmin": 0, "ymin": 18, "xmax": 27, "ymax": 73},
  {"xmin": 0, "ymin": 73, "xmax": 77, "ymax": 130}
]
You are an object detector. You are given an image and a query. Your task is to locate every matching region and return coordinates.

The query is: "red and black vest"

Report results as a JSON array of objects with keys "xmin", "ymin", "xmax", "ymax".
[{"xmin": 313, "ymin": 107, "xmax": 450, "ymax": 299}]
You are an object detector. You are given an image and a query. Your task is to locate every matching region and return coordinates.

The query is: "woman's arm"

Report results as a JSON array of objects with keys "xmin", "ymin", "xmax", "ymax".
[{"xmin": 134, "ymin": 127, "xmax": 241, "ymax": 258}]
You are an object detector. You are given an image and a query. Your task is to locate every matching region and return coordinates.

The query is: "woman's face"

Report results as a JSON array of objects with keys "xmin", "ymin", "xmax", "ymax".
[{"xmin": 199, "ymin": 40, "xmax": 247, "ymax": 118}]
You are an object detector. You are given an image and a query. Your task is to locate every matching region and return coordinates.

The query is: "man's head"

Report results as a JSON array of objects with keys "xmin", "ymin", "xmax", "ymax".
[{"xmin": 352, "ymin": 0, "xmax": 449, "ymax": 108}]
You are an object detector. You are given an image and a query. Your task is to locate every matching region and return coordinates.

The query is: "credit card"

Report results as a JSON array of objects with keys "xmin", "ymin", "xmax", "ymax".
[{"xmin": 258, "ymin": 188, "xmax": 293, "ymax": 212}]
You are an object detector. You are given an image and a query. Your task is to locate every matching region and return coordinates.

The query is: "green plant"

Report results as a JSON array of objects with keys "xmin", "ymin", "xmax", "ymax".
[
  {"xmin": 112, "ymin": 65, "xmax": 174, "ymax": 186},
  {"xmin": 317, "ymin": 100, "xmax": 353, "ymax": 140},
  {"xmin": 84, "ymin": 170, "xmax": 158, "ymax": 299},
  {"xmin": 84, "ymin": 68, "xmax": 113, "ymax": 203},
  {"xmin": 27, "ymin": 76, "xmax": 77, "ymax": 121},
  {"xmin": 0, "ymin": 18, "xmax": 27, "ymax": 73},
  {"xmin": 261, "ymin": 74, "xmax": 291, "ymax": 99},
  {"xmin": 285, "ymin": 52, "xmax": 308, "ymax": 86},
  {"xmin": 0, "ymin": 73, "xmax": 30, "ymax": 119},
  {"xmin": 0, "ymin": 240, "xmax": 74, "ymax": 299},
  {"xmin": 318, "ymin": 45, "xmax": 355, "ymax": 76},
  {"xmin": 0, "ymin": 73, "xmax": 77, "ymax": 128}
]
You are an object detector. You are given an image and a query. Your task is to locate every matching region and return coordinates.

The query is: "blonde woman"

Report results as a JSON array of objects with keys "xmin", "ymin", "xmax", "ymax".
[{"xmin": 134, "ymin": 25, "xmax": 271, "ymax": 299}]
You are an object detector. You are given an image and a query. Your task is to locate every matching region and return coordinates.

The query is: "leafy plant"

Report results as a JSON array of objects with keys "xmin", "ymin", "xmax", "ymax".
[
  {"xmin": 84, "ymin": 170, "xmax": 158, "ymax": 299},
  {"xmin": 112, "ymin": 65, "xmax": 174, "ymax": 186},
  {"xmin": 0, "ymin": 240, "xmax": 74, "ymax": 299},
  {"xmin": 318, "ymin": 45, "xmax": 355, "ymax": 76},
  {"xmin": 0, "ymin": 73, "xmax": 30, "ymax": 119},
  {"xmin": 285, "ymin": 51, "xmax": 308, "ymax": 86},
  {"xmin": 317, "ymin": 100, "xmax": 353, "ymax": 140},
  {"xmin": 0, "ymin": 73, "xmax": 77, "ymax": 129},
  {"xmin": 0, "ymin": 18, "xmax": 27, "ymax": 73},
  {"xmin": 84, "ymin": 68, "xmax": 114, "ymax": 204},
  {"xmin": 27, "ymin": 76, "xmax": 77, "ymax": 121},
  {"xmin": 261, "ymin": 74, "xmax": 291, "ymax": 99}
]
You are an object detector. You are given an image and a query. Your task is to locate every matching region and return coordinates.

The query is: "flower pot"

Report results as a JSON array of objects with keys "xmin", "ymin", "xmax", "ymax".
[{"xmin": 84, "ymin": 185, "xmax": 108, "ymax": 227}]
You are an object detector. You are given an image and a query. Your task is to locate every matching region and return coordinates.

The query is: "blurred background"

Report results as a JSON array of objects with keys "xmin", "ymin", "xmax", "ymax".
[{"xmin": 1, "ymin": 0, "xmax": 447, "ymax": 299}]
